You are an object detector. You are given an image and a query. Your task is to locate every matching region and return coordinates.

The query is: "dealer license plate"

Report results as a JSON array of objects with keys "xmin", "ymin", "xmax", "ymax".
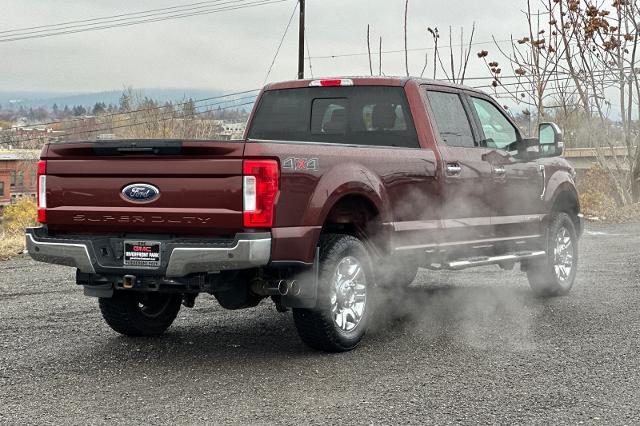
[{"xmin": 124, "ymin": 241, "xmax": 161, "ymax": 268}]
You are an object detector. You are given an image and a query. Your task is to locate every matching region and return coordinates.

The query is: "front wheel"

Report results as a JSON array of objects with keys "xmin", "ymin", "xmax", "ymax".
[
  {"xmin": 99, "ymin": 292, "xmax": 182, "ymax": 337},
  {"xmin": 293, "ymin": 234, "xmax": 374, "ymax": 352},
  {"xmin": 526, "ymin": 212, "xmax": 579, "ymax": 297}
]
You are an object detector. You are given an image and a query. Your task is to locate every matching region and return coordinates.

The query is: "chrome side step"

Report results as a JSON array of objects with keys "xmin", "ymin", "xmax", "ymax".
[{"xmin": 438, "ymin": 251, "xmax": 546, "ymax": 271}]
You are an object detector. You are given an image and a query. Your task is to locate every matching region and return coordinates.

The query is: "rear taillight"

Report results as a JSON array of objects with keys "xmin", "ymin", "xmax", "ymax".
[
  {"xmin": 37, "ymin": 160, "xmax": 47, "ymax": 223},
  {"xmin": 243, "ymin": 159, "xmax": 279, "ymax": 228}
]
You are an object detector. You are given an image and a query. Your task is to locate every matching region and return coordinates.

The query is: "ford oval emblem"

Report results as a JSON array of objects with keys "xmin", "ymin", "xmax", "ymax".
[{"xmin": 121, "ymin": 183, "xmax": 160, "ymax": 203}]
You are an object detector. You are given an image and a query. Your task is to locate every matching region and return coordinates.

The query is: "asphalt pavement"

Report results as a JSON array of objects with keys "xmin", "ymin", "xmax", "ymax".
[{"xmin": 1, "ymin": 223, "xmax": 639, "ymax": 425}]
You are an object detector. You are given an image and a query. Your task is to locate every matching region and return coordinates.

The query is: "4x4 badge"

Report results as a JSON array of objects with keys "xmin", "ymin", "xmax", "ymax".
[{"xmin": 283, "ymin": 157, "xmax": 319, "ymax": 171}]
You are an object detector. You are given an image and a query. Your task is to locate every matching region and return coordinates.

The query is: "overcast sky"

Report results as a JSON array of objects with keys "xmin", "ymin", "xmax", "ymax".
[{"xmin": 2, "ymin": 0, "xmax": 528, "ymax": 94}]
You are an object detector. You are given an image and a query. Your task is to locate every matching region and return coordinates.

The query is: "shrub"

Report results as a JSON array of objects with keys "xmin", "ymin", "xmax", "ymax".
[
  {"xmin": 577, "ymin": 165, "xmax": 640, "ymax": 222},
  {"xmin": 3, "ymin": 197, "xmax": 38, "ymax": 235},
  {"xmin": 579, "ymin": 190, "xmax": 618, "ymax": 219}
]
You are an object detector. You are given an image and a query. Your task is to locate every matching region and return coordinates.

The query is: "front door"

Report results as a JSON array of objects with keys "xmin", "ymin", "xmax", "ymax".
[{"xmin": 466, "ymin": 95, "xmax": 545, "ymax": 240}]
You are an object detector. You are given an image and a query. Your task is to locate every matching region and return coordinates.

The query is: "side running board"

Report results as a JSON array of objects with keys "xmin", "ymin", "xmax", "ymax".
[{"xmin": 434, "ymin": 251, "xmax": 546, "ymax": 271}]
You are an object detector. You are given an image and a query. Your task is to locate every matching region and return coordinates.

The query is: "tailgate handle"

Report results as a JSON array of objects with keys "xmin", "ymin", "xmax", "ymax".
[{"xmin": 94, "ymin": 140, "xmax": 182, "ymax": 156}]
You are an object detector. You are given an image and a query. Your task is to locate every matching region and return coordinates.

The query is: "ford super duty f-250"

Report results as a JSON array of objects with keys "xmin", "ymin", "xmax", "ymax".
[{"xmin": 26, "ymin": 77, "xmax": 583, "ymax": 352}]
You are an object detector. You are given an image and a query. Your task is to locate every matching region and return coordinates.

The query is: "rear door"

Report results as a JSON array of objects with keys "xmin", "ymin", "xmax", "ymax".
[
  {"xmin": 424, "ymin": 87, "xmax": 496, "ymax": 245},
  {"xmin": 466, "ymin": 95, "xmax": 545, "ymax": 239}
]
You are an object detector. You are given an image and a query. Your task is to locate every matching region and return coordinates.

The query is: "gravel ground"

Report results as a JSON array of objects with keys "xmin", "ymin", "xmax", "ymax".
[{"xmin": 1, "ymin": 223, "xmax": 639, "ymax": 425}]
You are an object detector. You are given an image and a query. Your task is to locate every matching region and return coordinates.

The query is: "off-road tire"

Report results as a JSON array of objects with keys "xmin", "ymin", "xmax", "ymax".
[
  {"xmin": 527, "ymin": 212, "xmax": 579, "ymax": 297},
  {"xmin": 293, "ymin": 234, "xmax": 374, "ymax": 352},
  {"xmin": 99, "ymin": 292, "xmax": 182, "ymax": 337}
]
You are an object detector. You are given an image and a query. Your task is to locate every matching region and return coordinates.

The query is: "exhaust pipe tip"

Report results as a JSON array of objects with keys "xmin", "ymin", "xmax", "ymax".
[
  {"xmin": 277, "ymin": 280, "xmax": 290, "ymax": 296},
  {"xmin": 251, "ymin": 279, "xmax": 300, "ymax": 297},
  {"xmin": 289, "ymin": 280, "xmax": 301, "ymax": 297}
]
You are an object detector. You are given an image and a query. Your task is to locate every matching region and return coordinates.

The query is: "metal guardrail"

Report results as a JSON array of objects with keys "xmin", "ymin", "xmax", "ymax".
[{"xmin": 563, "ymin": 147, "xmax": 633, "ymax": 158}]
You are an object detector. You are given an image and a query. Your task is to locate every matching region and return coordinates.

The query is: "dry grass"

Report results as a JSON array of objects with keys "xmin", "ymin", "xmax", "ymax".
[
  {"xmin": 0, "ymin": 233, "xmax": 25, "ymax": 260},
  {"xmin": 578, "ymin": 165, "xmax": 640, "ymax": 223},
  {"xmin": 0, "ymin": 198, "xmax": 37, "ymax": 260}
]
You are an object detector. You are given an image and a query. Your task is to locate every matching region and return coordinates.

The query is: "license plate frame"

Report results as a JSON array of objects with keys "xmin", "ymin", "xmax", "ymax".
[{"xmin": 123, "ymin": 241, "xmax": 161, "ymax": 268}]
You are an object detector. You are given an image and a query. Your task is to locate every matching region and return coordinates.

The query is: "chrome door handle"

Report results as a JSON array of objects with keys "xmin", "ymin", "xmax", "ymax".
[
  {"xmin": 539, "ymin": 164, "xmax": 546, "ymax": 200},
  {"xmin": 492, "ymin": 165, "xmax": 506, "ymax": 176},
  {"xmin": 445, "ymin": 163, "xmax": 462, "ymax": 176}
]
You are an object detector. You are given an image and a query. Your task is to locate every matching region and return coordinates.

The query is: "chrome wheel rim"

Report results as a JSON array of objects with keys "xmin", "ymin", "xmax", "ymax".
[
  {"xmin": 330, "ymin": 256, "xmax": 367, "ymax": 332},
  {"xmin": 553, "ymin": 226, "xmax": 574, "ymax": 283}
]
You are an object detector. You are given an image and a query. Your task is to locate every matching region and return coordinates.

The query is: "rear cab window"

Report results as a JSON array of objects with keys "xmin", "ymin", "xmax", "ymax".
[{"xmin": 248, "ymin": 86, "xmax": 420, "ymax": 148}]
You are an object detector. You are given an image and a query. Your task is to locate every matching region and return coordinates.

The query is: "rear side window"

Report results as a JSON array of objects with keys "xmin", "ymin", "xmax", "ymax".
[
  {"xmin": 426, "ymin": 91, "xmax": 475, "ymax": 148},
  {"xmin": 248, "ymin": 87, "xmax": 420, "ymax": 148}
]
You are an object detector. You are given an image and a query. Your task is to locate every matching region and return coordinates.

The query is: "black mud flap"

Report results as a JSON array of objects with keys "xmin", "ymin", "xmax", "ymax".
[{"xmin": 281, "ymin": 247, "xmax": 319, "ymax": 309}]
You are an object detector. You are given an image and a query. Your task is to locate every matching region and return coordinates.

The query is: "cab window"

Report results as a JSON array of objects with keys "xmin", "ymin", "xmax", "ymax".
[
  {"xmin": 426, "ymin": 91, "xmax": 475, "ymax": 148},
  {"xmin": 249, "ymin": 86, "xmax": 420, "ymax": 148},
  {"xmin": 470, "ymin": 97, "xmax": 519, "ymax": 150}
]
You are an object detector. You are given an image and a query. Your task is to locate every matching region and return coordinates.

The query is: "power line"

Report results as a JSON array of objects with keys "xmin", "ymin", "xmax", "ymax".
[
  {"xmin": 305, "ymin": 28, "xmax": 314, "ymax": 79},
  {"xmin": 263, "ymin": 0, "xmax": 299, "ymax": 85},
  {"xmin": 305, "ymin": 38, "xmax": 514, "ymax": 60},
  {"xmin": 7, "ymin": 69, "xmax": 632, "ymax": 143},
  {"xmin": 70, "ymin": 94, "xmax": 259, "ymax": 135},
  {"xmin": 0, "ymin": 0, "xmax": 247, "ymax": 37},
  {"xmin": 0, "ymin": 0, "xmax": 287, "ymax": 43},
  {"xmin": 470, "ymin": 69, "xmax": 632, "ymax": 89},
  {"xmin": 5, "ymin": 98, "xmax": 256, "ymax": 145},
  {"xmin": 7, "ymin": 89, "xmax": 260, "ymax": 133}
]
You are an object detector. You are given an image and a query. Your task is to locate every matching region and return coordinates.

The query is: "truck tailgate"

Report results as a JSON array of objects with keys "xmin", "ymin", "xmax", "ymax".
[{"xmin": 43, "ymin": 140, "xmax": 246, "ymax": 236}]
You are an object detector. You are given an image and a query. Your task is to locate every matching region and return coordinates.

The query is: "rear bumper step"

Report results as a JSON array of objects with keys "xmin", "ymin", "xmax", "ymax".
[{"xmin": 25, "ymin": 228, "xmax": 271, "ymax": 278}]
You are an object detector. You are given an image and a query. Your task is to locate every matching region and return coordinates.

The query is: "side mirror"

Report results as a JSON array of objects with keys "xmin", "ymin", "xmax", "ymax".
[{"xmin": 539, "ymin": 122, "xmax": 564, "ymax": 157}]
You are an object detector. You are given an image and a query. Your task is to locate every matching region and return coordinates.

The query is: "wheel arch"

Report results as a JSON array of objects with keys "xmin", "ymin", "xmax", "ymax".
[
  {"xmin": 299, "ymin": 162, "xmax": 392, "ymax": 252},
  {"xmin": 549, "ymin": 183, "xmax": 579, "ymax": 213},
  {"xmin": 547, "ymin": 180, "xmax": 581, "ymax": 232},
  {"xmin": 319, "ymin": 192, "xmax": 391, "ymax": 257}
]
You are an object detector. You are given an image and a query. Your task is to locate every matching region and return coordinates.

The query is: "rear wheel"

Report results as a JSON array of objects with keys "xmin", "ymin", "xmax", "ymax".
[
  {"xmin": 527, "ymin": 212, "xmax": 579, "ymax": 297},
  {"xmin": 293, "ymin": 234, "xmax": 373, "ymax": 352},
  {"xmin": 99, "ymin": 292, "xmax": 182, "ymax": 337}
]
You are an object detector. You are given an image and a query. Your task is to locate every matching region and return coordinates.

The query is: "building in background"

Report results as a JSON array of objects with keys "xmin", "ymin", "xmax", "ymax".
[
  {"xmin": 0, "ymin": 150, "xmax": 39, "ymax": 215},
  {"xmin": 213, "ymin": 120, "xmax": 246, "ymax": 140}
]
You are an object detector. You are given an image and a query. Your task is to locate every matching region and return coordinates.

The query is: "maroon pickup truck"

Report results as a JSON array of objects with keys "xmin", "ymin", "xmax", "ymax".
[{"xmin": 26, "ymin": 77, "xmax": 583, "ymax": 352}]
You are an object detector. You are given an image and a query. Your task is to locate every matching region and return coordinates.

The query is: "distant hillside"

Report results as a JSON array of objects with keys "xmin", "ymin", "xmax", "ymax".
[{"xmin": 0, "ymin": 89, "xmax": 225, "ymax": 109}]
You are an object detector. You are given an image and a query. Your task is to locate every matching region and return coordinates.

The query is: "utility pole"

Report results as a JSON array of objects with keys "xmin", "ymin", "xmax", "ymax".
[{"xmin": 298, "ymin": 0, "xmax": 305, "ymax": 79}]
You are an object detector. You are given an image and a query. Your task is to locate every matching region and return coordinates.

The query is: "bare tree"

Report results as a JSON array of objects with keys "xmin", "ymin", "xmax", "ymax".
[
  {"xmin": 480, "ymin": 0, "xmax": 640, "ymax": 204},
  {"xmin": 429, "ymin": 25, "xmax": 476, "ymax": 84}
]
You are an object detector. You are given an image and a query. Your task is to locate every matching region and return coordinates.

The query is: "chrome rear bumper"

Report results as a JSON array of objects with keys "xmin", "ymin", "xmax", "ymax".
[
  {"xmin": 25, "ymin": 228, "xmax": 271, "ymax": 277},
  {"xmin": 26, "ymin": 232, "xmax": 96, "ymax": 273}
]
